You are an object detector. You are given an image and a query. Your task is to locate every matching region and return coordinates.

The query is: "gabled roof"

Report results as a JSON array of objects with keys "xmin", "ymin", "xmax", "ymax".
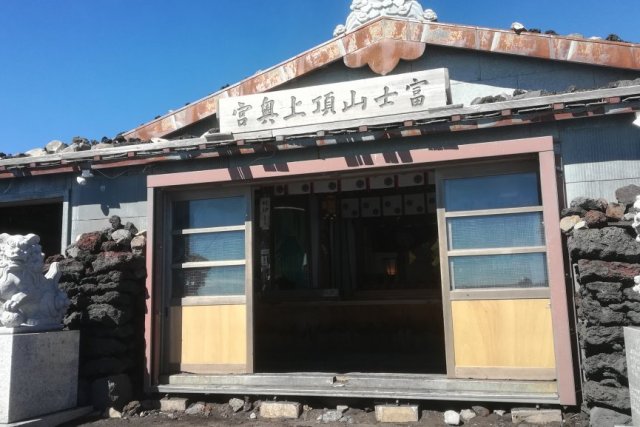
[{"xmin": 123, "ymin": 17, "xmax": 640, "ymax": 141}]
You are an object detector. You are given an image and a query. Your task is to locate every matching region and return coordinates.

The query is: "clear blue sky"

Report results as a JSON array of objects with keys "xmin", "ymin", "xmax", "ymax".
[{"xmin": 1, "ymin": 1, "xmax": 639, "ymax": 155}]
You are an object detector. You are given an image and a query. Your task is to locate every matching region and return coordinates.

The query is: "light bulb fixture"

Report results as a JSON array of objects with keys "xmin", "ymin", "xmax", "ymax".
[
  {"xmin": 76, "ymin": 164, "xmax": 94, "ymax": 186},
  {"xmin": 385, "ymin": 258, "xmax": 397, "ymax": 277},
  {"xmin": 80, "ymin": 169, "xmax": 94, "ymax": 179},
  {"xmin": 633, "ymin": 112, "xmax": 640, "ymax": 128}
]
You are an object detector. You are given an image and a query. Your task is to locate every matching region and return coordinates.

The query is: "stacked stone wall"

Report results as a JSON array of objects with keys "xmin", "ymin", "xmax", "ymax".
[
  {"xmin": 47, "ymin": 216, "xmax": 147, "ymax": 410},
  {"xmin": 563, "ymin": 185, "xmax": 640, "ymax": 425}
]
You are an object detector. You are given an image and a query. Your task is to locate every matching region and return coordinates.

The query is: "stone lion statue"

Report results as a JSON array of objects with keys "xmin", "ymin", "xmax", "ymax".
[{"xmin": 0, "ymin": 233, "xmax": 69, "ymax": 329}]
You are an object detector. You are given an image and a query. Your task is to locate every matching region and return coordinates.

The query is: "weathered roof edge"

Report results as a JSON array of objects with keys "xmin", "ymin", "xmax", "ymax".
[
  {"xmin": 2, "ymin": 84, "xmax": 639, "ymax": 180},
  {"xmin": 122, "ymin": 17, "xmax": 640, "ymax": 141}
]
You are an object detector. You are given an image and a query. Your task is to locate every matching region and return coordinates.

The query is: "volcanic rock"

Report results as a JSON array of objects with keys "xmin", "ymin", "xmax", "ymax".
[{"xmin": 568, "ymin": 228, "xmax": 640, "ymax": 263}]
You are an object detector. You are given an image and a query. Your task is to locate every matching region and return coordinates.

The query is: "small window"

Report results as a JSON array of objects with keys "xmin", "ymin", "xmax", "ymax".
[
  {"xmin": 449, "ymin": 253, "xmax": 548, "ymax": 290},
  {"xmin": 173, "ymin": 197, "xmax": 245, "ymax": 230},
  {"xmin": 171, "ymin": 196, "xmax": 246, "ymax": 298},
  {"xmin": 444, "ymin": 172, "xmax": 540, "ymax": 212},
  {"xmin": 172, "ymin": 232, "xmax": 245, "ymax": 263},
  {"xmin": 447, "ymin": 212, "xmax": 545, "ymax": 250},
  {"xmin": 173, "ymin": 266, "xmax": 245, "ymax": 297},
  {"xmin": 443, "ymin": 171, "xmax": 548, "ymax": 291}
]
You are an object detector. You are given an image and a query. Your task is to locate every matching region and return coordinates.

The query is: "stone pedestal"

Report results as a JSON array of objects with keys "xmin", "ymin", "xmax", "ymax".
[
  {"xmin": 0, "ymin": 330, "xmax": 80, "ymax": 424},
  {"xmin": 625, "ymin": 327, "xmax": 640, "ymax": 426}
]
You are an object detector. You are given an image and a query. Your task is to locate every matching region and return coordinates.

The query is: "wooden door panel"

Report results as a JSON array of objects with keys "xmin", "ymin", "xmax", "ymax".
[
  {"xmin": 169, "ymin": 305, "xmax": 247, "ymax": 374},
  {"xmin": 451, "ymin": 299, "xmax": 556, "ymax": 380}
]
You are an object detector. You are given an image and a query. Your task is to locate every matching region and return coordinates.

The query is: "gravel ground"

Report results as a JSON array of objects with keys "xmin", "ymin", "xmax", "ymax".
[{"xmin": 62, "ymin": 399, "xmax": 589, "ymax": 427}]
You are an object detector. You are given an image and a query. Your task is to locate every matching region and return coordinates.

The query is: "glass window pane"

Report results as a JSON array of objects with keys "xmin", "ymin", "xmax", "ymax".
[
  {"xmin": 445, "ymin": 172, "xmax": 540, "ymax": 211},
  {"xmin": 173, "ymin": 266, "xmax": 245, "ymax": 297},
  {"xmin": 173, "ymin": 196, "xmax": 245, "ymax": 230},
  {"xmin": 173, "ymin": 231, "xmax": 245, "ymax": 263},
  {"xmin": 447, "ymin": 213, "xmax": 545, "ymax": 250},
  {"xmin": 450, "ymin": 253, "xmax": 548, "ymax": 289}
]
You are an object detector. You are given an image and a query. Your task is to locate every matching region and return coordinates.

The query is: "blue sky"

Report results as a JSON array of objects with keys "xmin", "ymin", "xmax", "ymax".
[{"xmin": 1, "ymin": 0, "xmax": 639, "ymax": 155}]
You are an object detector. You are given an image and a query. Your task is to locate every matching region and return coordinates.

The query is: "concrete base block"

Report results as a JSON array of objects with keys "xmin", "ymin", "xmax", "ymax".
[
  {"xmin": 159, "ymin": 397, "xmax": 189, "ymax": 412},
  {"xmin": 260, "ymin": 402, "xmax": 301, "ymax": 419},
  {"xmin": 624, "ymin": 327, "xmax": 640, "ymax": 426},
  {"xmin": 375, "ymin": 405, "xmax": 420, "ymax": 423},
  {"xmin": 0, "ymin": 406, "xmax": 92, "ymax": 427},
  {"xmin": 511, "ymin": 408, "xmax": 562, "ymax": 424},
  {"xmin": 591, "ymin": 406, "xmax": 632, "ymax": 427},
  {"xmin": 0, "ymin": 330, "xmax": 80, "ymax": 424}
]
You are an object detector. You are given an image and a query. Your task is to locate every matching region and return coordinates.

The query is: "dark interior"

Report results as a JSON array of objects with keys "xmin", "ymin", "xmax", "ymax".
[
  {"xmin": 254, "ymin": 173, "xmax": 446, "ymax": 374},
  {"xmin": 0, "ymin": 202, "xmax": 63, "ymax": 258}
]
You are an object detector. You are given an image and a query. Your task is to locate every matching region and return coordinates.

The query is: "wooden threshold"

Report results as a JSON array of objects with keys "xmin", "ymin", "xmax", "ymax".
[{"xmin": 154, "ymin": 372, "xmax": 559, "ymax": 404}]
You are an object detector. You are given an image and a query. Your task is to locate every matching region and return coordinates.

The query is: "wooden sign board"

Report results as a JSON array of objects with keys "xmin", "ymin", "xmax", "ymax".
[{"xmin": 219, "ymin": 69, "xmax": 451, "ymax": 138}]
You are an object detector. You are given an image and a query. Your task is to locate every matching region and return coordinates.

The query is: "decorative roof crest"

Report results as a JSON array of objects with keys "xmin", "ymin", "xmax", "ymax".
[{"xmin": 334, "ymin": 0, "xmax": 437, "ymax": 37}]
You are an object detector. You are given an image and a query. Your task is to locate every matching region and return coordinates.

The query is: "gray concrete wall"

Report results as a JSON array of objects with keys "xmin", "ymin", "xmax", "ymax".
[
  {"xmin": 558, "ymin": 115, "xmax": 640, "ymax": 203},
  {"xmin": 69, "ymin": 173, "xmax": 148, "ymax": 241}
]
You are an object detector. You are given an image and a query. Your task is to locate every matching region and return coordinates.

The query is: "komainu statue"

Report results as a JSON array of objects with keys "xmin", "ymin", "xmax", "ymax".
[{"xmin": 0, "ymin": 234, "xmax": 69, "ymax": 329}]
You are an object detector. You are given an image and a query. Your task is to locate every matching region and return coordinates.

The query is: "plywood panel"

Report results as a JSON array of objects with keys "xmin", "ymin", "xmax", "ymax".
[
  {"xmin": 169, "ymin": 305, "xmax": 247, "ymax": 367},
  {"xmin": 452, "ymin": 299, "xmax": 555, "ymax": 370}
]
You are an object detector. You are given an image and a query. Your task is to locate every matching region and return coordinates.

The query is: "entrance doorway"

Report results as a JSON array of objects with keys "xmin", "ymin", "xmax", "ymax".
[
  {"xmin": 164, "ymin": 189, "xmax": 253, "ymax": 375},
  {"xmin": 253, "ymin": 171, "xmax": 446, "ymax": 374},
  {"xmin": 150, "ymin": 136, "xmax": 575, "ymax": 404},
  {"xmin": 0, "ymin": 201, "xmax": 63, "ymax": 257}
]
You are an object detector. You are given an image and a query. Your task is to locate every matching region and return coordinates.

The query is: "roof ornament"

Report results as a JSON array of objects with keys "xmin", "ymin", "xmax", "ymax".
[
  {"xmin": 511, "ymin": 22, "xmax": 526, "ymax": 35},
  {"xmin": 334, "ymin": 0, "xmax": 438, "ymax": 37}
]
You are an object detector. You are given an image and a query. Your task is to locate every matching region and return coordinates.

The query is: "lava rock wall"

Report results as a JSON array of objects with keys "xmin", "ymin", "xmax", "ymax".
[
  {"xmin": 563, "ymin": 186, "xmax": 640, "ymax": 425},
  {"xmin": 49, "ymin": 216, "xmax": 147, "ymax": 410}
]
